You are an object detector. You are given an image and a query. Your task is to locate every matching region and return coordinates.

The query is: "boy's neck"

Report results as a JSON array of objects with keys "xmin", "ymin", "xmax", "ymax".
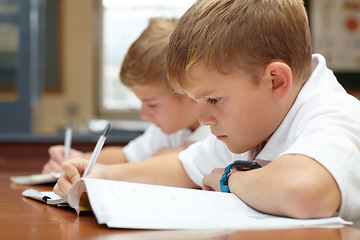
[
  {"xmin": 290, "ymin": 80, "xmax": 307, "ymax": 105},
  {"xmin": 189, "ymin": 121, "xmax": 200, "ymax": 132}
]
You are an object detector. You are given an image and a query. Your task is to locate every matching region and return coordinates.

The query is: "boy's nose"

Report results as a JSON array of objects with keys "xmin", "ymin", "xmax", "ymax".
[
  {"xmin": 140, "ymin": 107, "xmax": 151, "ymax": 121},
  {"xmin": 198, "ymin": 106, "xmax": 215, "ymax": 126}
]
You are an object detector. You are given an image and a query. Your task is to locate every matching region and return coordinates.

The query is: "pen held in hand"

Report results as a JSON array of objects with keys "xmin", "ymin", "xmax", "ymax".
[
  {"xmin": 46, "ymin": 124, "xmax": 110, "ymax": 205},
  {"xmin": 83, "ymin": 123, "xmax": 111, "ymax": 177}
]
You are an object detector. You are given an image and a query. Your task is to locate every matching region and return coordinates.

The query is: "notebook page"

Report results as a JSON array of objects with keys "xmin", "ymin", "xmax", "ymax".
[{"xmin": 81, "ymin": 178, "xmax": 350, "ymax": 230}]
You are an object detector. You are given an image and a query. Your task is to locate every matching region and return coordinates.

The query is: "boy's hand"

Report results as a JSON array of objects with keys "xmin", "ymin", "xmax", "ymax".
[
  {"xmin": 53, "ymin": 157, "xmax": 88, "ymax": 197},
  {"xmin": 202, "ymin": 168, "xmax": 225, "ymax": 191},
  {"xmin": 41, "ymin": 145, "xmax": 84, "ymax": 174},
  {"xmin": 53, "ymin": 157, "xmax": 111, "ymax": 197}
]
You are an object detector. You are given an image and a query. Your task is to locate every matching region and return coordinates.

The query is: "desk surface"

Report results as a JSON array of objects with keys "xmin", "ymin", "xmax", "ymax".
[{"xmin": 1, "ymin": 149, "xmax": 360, "ymax": 239}]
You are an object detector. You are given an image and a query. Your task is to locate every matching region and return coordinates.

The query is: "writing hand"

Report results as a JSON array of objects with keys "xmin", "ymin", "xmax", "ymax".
[
  {"xmin": 41, "ymin": 145, "xmax": 84, "ymax": 174},
  {"xmin": 53, "ymin": 157, "xmax": 88, "ymax": 197},
  {"xmin": 53, "ymin": 157, "xmax": 112, "ymax": 197}
]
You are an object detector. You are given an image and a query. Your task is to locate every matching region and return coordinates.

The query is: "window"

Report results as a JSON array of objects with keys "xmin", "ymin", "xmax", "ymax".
[{"xmin": 99, "ymin": 0, "xmax": 195, "ymax": 118}]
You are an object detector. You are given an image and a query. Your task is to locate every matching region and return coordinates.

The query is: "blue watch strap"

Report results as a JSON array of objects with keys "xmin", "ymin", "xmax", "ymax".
[
  {"xmin": 220, "ymin": 160, "xmax": 262, "ymax": 193},
  {"xmin": 220, "ymin": 162, "xmax": 235, "ymax": 192}
]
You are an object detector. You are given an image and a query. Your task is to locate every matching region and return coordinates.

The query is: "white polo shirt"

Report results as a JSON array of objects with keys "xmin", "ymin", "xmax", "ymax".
[
  {"xmin": 123, "ymin": 124, "xmax": 210, "ymax": 163},
  {"xmin": 179, "ymin": 54, "xmax": 360, "ymax": 223}
]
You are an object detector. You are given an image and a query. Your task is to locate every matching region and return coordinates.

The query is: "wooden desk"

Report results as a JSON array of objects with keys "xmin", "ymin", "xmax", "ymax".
[{"xmin": 1, "ymin": 145, "xmax": 360, "ymax": 239}]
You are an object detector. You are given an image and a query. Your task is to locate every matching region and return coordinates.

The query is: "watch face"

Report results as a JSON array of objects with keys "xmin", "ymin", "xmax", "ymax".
[{"xmin": 232, "ymin": 160, "xmax": 262, "ymax": 171}]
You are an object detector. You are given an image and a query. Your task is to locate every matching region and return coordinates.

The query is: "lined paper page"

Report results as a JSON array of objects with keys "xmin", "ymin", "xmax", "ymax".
[{"xmin": 81, "ymin": 178, "xmax": 350, "ymax": 230}]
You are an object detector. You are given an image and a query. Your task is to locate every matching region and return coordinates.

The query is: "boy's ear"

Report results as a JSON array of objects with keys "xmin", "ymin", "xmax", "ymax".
[{"xmin": 265, "ymin": 62, "xmax": 292, "ymax": 100}]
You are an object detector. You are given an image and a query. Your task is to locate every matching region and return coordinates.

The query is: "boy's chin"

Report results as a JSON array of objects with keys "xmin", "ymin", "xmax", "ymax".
[
  {"xmin": 160, "ymin": 127, "xmax": 174, "ymax": 134},
  {"xmin": 225, "ymin": 144, "xmax": 248, "ymax": 154}
]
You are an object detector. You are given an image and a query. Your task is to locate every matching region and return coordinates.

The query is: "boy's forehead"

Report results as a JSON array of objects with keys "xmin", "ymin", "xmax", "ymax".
[
  {"xmin": 186, "ymin": 64, "xmax": 223, "ymax": 99},
  {"xmin": 185, "ymin": 63, "xmax": 252, "ymax": 100}
]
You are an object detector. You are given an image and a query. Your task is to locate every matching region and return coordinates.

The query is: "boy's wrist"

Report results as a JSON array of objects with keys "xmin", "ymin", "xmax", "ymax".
[
  {"xmin": 106, "ymin": 164, "xmax": 124, "ymax": 181},
  {"xmin": 220, "ymin": 162, "xmax": 236, "ymax": 192},
  {"xmin": 220, "ymin": 160, "xmax": 262, "ymax": 193}
]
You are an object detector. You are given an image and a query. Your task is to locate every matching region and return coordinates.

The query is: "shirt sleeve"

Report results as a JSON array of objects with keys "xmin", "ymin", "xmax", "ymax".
[
  {"xmin": 123, "ymin": 124, "xmax": 170, "ymax": 162},
  {"xmin": 123, "ymin": 124, "xmax": 203, "ymax": 163},
  {"xmin": 281, "ymin": 93, "xmax": 360, "ymax": 223},
  {"xmin": 179, "ymin": 134, "xmax": 247, "ymax": 186}
]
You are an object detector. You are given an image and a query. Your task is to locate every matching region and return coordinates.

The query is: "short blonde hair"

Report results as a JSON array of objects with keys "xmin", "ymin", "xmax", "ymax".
[
  {"xmin": 120, "ymin": 17, "xmax": 178, "ymax": 89},
  {"xmin": 167, "ymin": 0, "xmax": 312, "ymax": 93}
]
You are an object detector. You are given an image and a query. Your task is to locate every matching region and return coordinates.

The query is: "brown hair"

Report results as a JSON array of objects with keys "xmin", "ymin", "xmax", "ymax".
[
  {"xmin": 167, "ymin": 0, "xmax": 312, "ymax": 93},
  {"xmin": 120, "ymin": 17, "xmax": 178, "ymax": 90}
]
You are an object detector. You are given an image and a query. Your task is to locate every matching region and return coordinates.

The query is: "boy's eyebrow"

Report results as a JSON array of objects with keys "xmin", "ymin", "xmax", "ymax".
[
  {"xmin": 140, "ymin": 97, "xmax": 158, "ymax": 102},
  {"xmin": 188, "ymin": 90, "xmax": 213, "ymax": 100}
]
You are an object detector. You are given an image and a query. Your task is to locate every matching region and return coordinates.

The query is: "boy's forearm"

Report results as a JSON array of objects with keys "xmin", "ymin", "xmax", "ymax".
[
  {"xmin": 106, "ymin": 152, "xmax": 199, "ymax": 189},
  {"xmin": 228, "ymin": 154, "xmax": 341, "ymax": 219},
  {"xmin": 84, "ymin": 146, "xmax": 127, "ymax": 164}
]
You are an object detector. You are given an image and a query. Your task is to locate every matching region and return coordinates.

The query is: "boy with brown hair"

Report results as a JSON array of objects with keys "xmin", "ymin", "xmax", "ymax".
[
  {"xmin": 54, "ymin": 0, "xmax": 360, "ymax": 225},
  {"xmin": 42, "ymin": 17, "xmax": 209, "ymax": 173}
]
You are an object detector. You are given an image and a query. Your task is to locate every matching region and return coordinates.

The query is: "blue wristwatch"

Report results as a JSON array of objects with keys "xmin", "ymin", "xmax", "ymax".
[{"xmin": 220, "ymin": 160, "xmax": 262, "ymax": 193}]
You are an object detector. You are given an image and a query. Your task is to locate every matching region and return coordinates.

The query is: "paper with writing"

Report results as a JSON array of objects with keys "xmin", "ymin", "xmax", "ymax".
[{"xmin": 80, "ymin": 178, "xmax": 351, "ymax": 230}]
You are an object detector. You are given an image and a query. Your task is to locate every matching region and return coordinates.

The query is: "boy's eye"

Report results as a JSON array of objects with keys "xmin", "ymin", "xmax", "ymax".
[
  {"xmin": 207, "ymin": 98, "xmax": 221, "ymax": 104},
  {"xmin": 147, "ymin": 103, "xmax": 158, "ymax": 108}
]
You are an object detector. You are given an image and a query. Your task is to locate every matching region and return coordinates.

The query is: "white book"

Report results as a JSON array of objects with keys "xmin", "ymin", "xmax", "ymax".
[
  {"xmin": 23, "ymin": 178, "xmax": 350, "ymax": 230},
  {"xmin": 11, "ymin": 172, "xmax": 60, "ymax": 185}
]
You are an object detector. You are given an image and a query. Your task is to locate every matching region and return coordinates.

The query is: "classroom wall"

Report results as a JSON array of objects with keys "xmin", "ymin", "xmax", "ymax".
[{"xmin": 33, "ymin": 0, "xmax": 96, "ymax": 134}]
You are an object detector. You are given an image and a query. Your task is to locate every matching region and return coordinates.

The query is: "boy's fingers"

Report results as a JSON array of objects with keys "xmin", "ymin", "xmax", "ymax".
[
  {"xmin": 42, "ymin": 160, "xmax": 62, "ymax": 174},
  {"xmin": 53, "ymin": 178, "xmax": 72, "ymax": 197},
  {"xmin": 202, "ymin": 175, "xmax": 212, "ymax": 190},
  {"xmin": 69, "ymin": 149, "xmax": 85, "ymax": 158},
  {"xmin": 61, "ymin": 159, "xmax": 85, "ymax": 184},
  {"xmin": 48, "ymin": 145, "xmax": 66, "ymax": 164},
  {"xmin": 41, "ymin": 163, "xmax": 50, "ymax": 174},
  {"xmin": 41, "ymin": 158, "xmax": 63, "ymax": 174},
  {"xmin": 202, "ymin": 168, "xmax": 224, "ymax": 191},
  {"xmin": 53, "ymin": 158, "xmax": 88, "ymax": 197}
]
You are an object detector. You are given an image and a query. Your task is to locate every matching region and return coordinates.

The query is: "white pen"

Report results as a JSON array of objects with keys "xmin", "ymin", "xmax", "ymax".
[
  {"xmin": 64, "ymin": 120, "xmax": 72, "ymax": 161},
  {"xmin": 83, "ymin": 123, "xmax": 111, "ymax": 177},
  {"xmin": 45, "ymin": 123, "xmax": 110, "ymax": 205}
]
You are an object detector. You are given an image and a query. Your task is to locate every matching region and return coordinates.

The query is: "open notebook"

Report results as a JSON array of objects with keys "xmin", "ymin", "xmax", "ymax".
[
  {"xmin": 22, "ymin": 178, "xmax": 352, "ymax": 230},
  {"xmin": 11, "ymin": 173, "xmax": 60, "ymax": 185}
]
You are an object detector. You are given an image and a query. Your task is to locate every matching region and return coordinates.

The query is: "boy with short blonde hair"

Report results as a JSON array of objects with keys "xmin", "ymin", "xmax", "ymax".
[
  {"xmin": 54, "ymin": 0, "xmax": 360, "ymax": 225},
  {"xmin": 42, "ymin": 17, "xmax": 209, "ymax": 173},
  {"xmin": 167, "ymin": 0, "xmax": 312, "ymax": 90},
  {"xmin": 121, "ymin": 17, "xmax": 176, "ymax": 89},
  {"xmin": 166, "ymin": 0, "xmax": 360, "ymax": 222}
]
